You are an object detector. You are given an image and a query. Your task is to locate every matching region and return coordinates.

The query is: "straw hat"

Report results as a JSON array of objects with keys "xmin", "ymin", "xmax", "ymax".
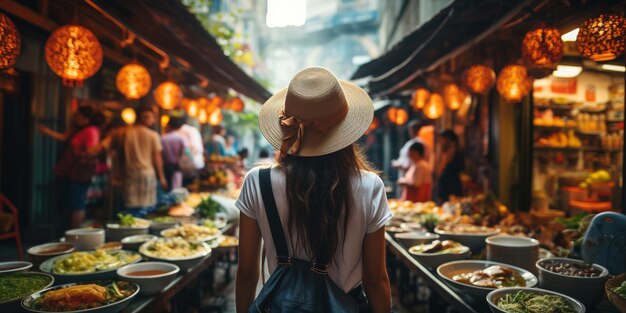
[{"xmin": 259, "ymin": 67, "xmax": 373, "ymax": 157}]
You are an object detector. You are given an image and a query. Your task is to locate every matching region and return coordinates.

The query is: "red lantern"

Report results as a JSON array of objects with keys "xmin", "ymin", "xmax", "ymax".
[
  {"xmin": 412, "ymin": 88, "xmax": 430, "ymax": 110},
  {"xmin": 423, "ymin": 93, "xmax": 444, "ymax": 119},
  {"xmin": 387, "ymin": 107, "xmax": 409, "ymax": 126}
]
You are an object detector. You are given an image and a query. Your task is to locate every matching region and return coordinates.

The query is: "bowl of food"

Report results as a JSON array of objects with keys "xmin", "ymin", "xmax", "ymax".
[
  {"xmin": 95, "ymin": 242, "xmax": 122, "ymax": 252},
  {"xmin": 486, "ymin": 287, "xmax": 585, "ymax": 313},
  {"xmin": 394, "ymin": 232, "xmax": 439, "ymax": 248},
  {"xmin": 161, "ymin": 223, "xmax": 221, "ymax": 243},
  {"xmin": 149, "ymin": 216, "xmax": 180, "ymax": 235},
  {"xmin": 0, "ymin": 272, "xmax": 54, "ymax": 311},
  {"xmin": 486, "ymin": 235, "xmax": 539, "ymax": 274},
  {"xmin": 536, "ymin": 257, "xmax": 608, "ymax": 308},
  {"xmin": 0, "ymin": 261, "xmax": 33, "ymax": 274},
  {"xmin": 408, "ymin": 240, "xmax": 470, "ymax": 269},
  {"xmin": 435, "ymin": 223, "xmax": 501, "ymax": 253},
  {"xmin": 116, "ymin": 262, "xmax": 179, "ymax": 296},
  {"xmin": 121, "ymin": 234, "xmax": 157, "ymax": 251},
  {"xmin": 139, "ymin": 237, "xmax": 212, "ymax": 271},
  {"xmin": 606, "ymin": 273, "xmax": 626, "ymax": 313},
  {"xmin": 437, "ymin": 260, "xmax": 538, "ymax": 299},
  {"xmin": 106, "ymin": 214, "xmax": 151, "ymax": 242},
  {"xmin": 65, "ymin": 228, "xmax": 105, "ymax": 251},
  {"xmin": 21, "ymin": 280, "xmax": 139, "ymax": 313},
  {"xmin": 27, "ymin": 243, "xmax": 75, "ymax": 266},
  {"xmin": 39, "ymin": 249, "xmax": 142, "ymax": 283}
]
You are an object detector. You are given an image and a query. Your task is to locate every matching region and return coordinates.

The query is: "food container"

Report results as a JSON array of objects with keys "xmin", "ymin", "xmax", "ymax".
[
  {"xmin": 536, "ymin": 257, "xmax": 609, "ymax": 308},
  {"xmin": 117, "ymin": 262, "xmax": 180, "ymax": 296},
  {"xmin": 39, "ymin": 250, "xmax": 142, "ymax": 283},
  {"xmin": 486, "ymin": 287, "xmax": 585, "ymax": 313},
  {"xmin": 121, "ymin": 234, "xmax": 157, "ymax": 251},
  {"xmin": 139, "ymin": 238, "xmax": 212, "ymax": 271},
  {"xmin": 0, "ymin": 272, "xmax": 54, "ymax": 312},
  {"xmin": 0, "ymin": 261, "xmax": 33, "ymax": 274},
  {"xmin": 394, "ymin": 232, "xmax": 439, "ymax": 248},
  {"xmin": 435, "ymin": 224, "xmax": 500, "ymax": 253},
  {"xmin": 408, "ymin": 243, "xmax": 470, "ymax": 269},
  {"xmin": 606, "ymin": 273, "xmax": 626, "ymax": 313},
  {"xmin": 150, "ymin": 220, "xmax": 180, "ymax": 235},
  {"xmin": 27, "ymin": 243, "xmax": 75, "ymax": 267},
  {"xmin": 95, "ymin": 242, "xmax": 122, "ymax": 251},
  {"xmin": 486, "ymin": 235, "xmax": 539, "ymax": 274},
  {"xmin": 65, "ymin": 228, "xmax": 105, "ymax": 251},
  {"xmin": 106, "ymin": 220, "xmax": 150, "ymax": 242}
]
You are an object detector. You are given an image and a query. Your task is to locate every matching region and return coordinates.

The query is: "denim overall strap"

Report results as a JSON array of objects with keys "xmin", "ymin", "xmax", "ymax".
[{"xmin": 259, "ymin": 168, "xmax": 292, "ymax": 265}]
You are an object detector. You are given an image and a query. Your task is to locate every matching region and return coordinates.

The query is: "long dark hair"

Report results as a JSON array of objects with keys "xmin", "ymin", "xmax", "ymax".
[{"xmin": 277, "ymin": 144, "xmax": 376, "ymax": 264}]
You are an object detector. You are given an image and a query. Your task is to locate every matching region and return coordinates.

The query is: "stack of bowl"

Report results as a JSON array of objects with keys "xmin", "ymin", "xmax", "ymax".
[{"xmin": 486, "ymin": 235, "xmax": 539, "ymax": 275}]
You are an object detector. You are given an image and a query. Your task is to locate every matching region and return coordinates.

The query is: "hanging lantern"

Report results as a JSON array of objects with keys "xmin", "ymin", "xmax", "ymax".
[
  {"xmin": 229, "ymin": 97, "xmax": 245, "ymax": 112},
  {"xmin": 154, "ymin": 81, "xmax": 183, "ymax": 110},
  {"xmin": 160, "ymin": 114, "xmax": 170, "ymax": 128},
  {"xmin": 186, "ymin": 99, "xmax": 199, "ymax": 117},
  {"xmin": 423, "ymin": 93, "xmax": 444, "ymax": 119},
  {"xmin": 497, "ymin": 65, "xmax": 533, "ymax": 102},
  {"xmin": 45, "ymin": 25, "xmax": 103, "ymax": 86},
  {"xmin": 463, "ymin": 65, "xmax": 496, "ymax": 94},
  {"xmin": 116, "ymin": 63, "xmax": 152, "ymax": 100},
  {"xmin": 198, "ymin": 108, "xmax": 208, "ymax": 124},
  {"xmin": 443, "ymin": 83, "xmax": 466, "ymax": 110},
  {"xmin": 120, "ymin": 107, "xmax": 136, "ymax": 125},
  {"xmin": 208, "ymin": 108, "xmax": 223, "ymax": 126},
  {"xmin": 365, "ymin": 117, "xmax": 379, "ymax": 134},
  {"xmin": 0, "ymin": 13, "xmax": 21, "ymax": 70},
  {"xmin": 412, "ymin": 88, "xmax": 430, "ymax": 110},
  {"xmin": 577, "ymin": 13, "xmax": 626, "ymax": 61},
  {"xmin": 387, "ymin": 107, "xmax": 409, "ymax": 126},
  {"xmin": 521, "ymin": 26, "xmax": 564, "ymax": 68}
]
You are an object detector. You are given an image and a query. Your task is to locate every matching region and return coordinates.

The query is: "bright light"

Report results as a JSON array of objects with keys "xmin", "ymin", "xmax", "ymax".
[
  {"xmin": 552, "ymin": 65, "xmax": 583, "ymax": 78},
  {"xmin": 121, "ymin": 107, "xmax": 136, "ymax": 125},
  {"xmin": 601, "ymin": 64, "xmax": 626, "ymax": 72},
  {"xmin": 561, "ymin": 28, "xmax": 579, "ymax": 42},
  {"xmin": 266, "ymin": 0, "xmax": 306, "ymax": 28}
]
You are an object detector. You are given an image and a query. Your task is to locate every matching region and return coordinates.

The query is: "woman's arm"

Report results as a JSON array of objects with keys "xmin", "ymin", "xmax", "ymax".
[
  {"xmin": 362, "ymin": 227, "xmax": 392, "ymax": 313},
  {"xmin": 236, "ymin": 213, "xmax": 262, "ymax": 313},
  {"xmin": 38, "ymin": 124, "xmax": 69, "ymax": 141}
]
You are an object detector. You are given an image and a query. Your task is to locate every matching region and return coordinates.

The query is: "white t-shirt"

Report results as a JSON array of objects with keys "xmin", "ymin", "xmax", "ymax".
[
  {"xmin": 178, "ymin": 124, "xmax": 205, "ymax": 169},
  {"xmin": 396, "ymin": 137, "xmax": 429, "ymax": 179},
  {"xmin": 236, "ymin": 166, "xmax": 392, "ymax": 292}
]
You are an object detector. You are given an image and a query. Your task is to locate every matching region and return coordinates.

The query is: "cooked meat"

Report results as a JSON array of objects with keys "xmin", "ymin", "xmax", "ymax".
[{"xmin": 483, "ymin": 265, "xmax": 513, "ymax": 278}]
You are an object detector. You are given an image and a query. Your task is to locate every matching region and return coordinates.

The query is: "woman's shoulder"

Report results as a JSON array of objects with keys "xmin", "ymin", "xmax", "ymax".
[{"xmin": 355, "ymin": 170, "xmax": 384, "ymax": 190}]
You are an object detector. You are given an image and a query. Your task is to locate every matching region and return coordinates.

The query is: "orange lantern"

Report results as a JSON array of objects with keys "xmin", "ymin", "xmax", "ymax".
[
  {"xmin": 443, "ymin": 83, "xmax": 466, "ymax": 110},
  {"xmin": 229, "ymin": 97, "xmax": 245, "ymax": 112},
  {"xmin": 521, "ymin": 26, "xmax": 564, "ymax": 68},
  {"xmin": 160, "ymin": 114, "xmax": 170, "ymax": 128},
  {"xmin": 45, "ymin": 25, "xmax": 103, "ymax": 86},
  {"xmin": 423, "ymin": 93, "xmax": 444, "ymax": 119},
  {"xmin": 116, "ymin": 63, "xmax": 152, "ymax": 100},
  {"xmin": 208, "ymin": 108, "xmax": 223, "ymax": 126},
  {"xmin": 120, "ymin": 107, "xmax": 136, "ymax": 125},
  {"xmin": 463, "ymin": 65, "xmax": 496, "ymax": 94},
  {"xmin": 366, "ymin": 117, "xmax": 379, "ymax": 134},
  {"xmin": 154, "ymin": 81, "xmax": 183, "ymax": 110},
  {"xmin": 0, "ymin": 13, "xmax": 21, "ymax": 70},
  {"xmin": 497, "ymin": 65, "xmax": 533, "ymax": 102},
  {"xmin": 387, "ymin": 107, "xmax": 409, "ymax": 126},
  {"xmin": 198, "ymin": 108, "xmax": 208, "ymax": 124},
  {"xmin": 186, "ymin": 99, "xmax": 199, "ymax": 117},
  {"xmin": 577, "ymin": 13, "xmax": 626, "ymax": 61},
  {"xmin": 412, "ymin": 88, "xmax": 430, "ymax": 110}
]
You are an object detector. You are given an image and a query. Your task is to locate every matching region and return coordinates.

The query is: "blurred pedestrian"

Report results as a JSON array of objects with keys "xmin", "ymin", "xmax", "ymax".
[
  {"xmin": 179, "ymin": 117, "xmax": 205, "ymax": 172},
  {"xmin": 161, "ymin": 115, "xmax": 188, "ymax": 191},
  {"xmin": 40, "ymin": 106, "xmax": 103, "ymax": 229},
  {"xmin": 392, "ymin": 121, "xmax": 429, "ymax": 198},
  {"xmin": 253, "ymin": 148, "xmax": 274, "ymax": 167},
  {"xmin": 398, "ymin": 142, "xmax": 432, "ymax": 202},
  {"xmin": 224, "ymin": 135, "xmax": 238, "ymax": 157},
  {"xmin": 206, "ymin": 125, "xmax": 227, "ymax": 156},
  {"xmin": 436, "ymin": 129, "xmax": 464, "ymax": 203}
]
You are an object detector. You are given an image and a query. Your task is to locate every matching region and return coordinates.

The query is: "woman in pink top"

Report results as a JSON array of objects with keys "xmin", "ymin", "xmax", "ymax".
[{"xmin": 40, "ymin": 106, "xmax": 102, "ymax": 229}]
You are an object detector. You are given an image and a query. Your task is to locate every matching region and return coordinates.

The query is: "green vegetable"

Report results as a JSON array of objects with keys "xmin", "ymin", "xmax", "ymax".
[
  {"xmin": 0, "ymin": 274, "xmax": 52, "ymax": 302},
  {"xmin": 420, "ymin": 214, "xmax": 439, "ymax": 233},
  {"xmin": 497, "ymin": 291, "xmax": 576, "ymax": 313},
  {"xmin": 118, "ymin": 213, "xmax": 135, "ymax": 227},
  {"xmin": 613, "ymin": 281, "xmax": 626, "ymax": 298},
  {"xmin": 151, "ymin": 216, "xmax": 174, "ymax": 223},
  {"xmin": 110, "ymin": 281, "xmax": 123, "ymax": 298},
  {"xmin": 195, "ymin": 196, "xmax": 221, "ymax": 219}
]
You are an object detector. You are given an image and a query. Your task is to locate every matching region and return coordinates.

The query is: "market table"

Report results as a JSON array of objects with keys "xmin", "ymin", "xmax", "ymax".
[{"xmin": 386, "ymin": 232, "xmax": 620, "ymax": 313}]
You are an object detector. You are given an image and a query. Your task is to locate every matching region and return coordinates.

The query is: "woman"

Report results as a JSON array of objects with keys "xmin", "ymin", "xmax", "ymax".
[
  {"xmin": 40, "ymin": 106, "xmax": 102, "ymax": 229},
  {"xmin": 436, "ymin": 129, "xmax": 464, "ymax": 203},
  {"xmin": 236, "ymin": 67, "xmax": 392, "ymax": 313}
]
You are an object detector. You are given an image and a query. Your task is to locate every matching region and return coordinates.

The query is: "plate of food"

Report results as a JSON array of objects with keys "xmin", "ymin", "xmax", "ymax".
[
  {"xmin": 0, "ymin": 272, "xmax": 54, "ymax": 311},
  {"xmin": 435, "ymin": 223, "xmax": 500, "ymax": 252},
  {"xmin": 408, "ymin": 240, "xmax": 471, "ymax": 268},
  {"xmin": 437, "ymin": 260, "xmax": 538, "ymax": 299},
  {"xmin": 21, "ymin": 280, "xmax": 139, "ymax": 313},
  {"xmin": 160, "ymin": 223, "xmax": 221, "ymax": 243},
  {"xmin": 40, "ymin": 250, "xmax": 142, "ymax": 283},
  {"xmin": 139, "ymin": 237, "xmax": 211, "ymax": 270}
]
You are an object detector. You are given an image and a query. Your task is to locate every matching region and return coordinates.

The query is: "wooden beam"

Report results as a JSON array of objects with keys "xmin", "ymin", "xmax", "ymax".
[{"xmin": 0, "ymin": 0, "xmax": 57, "ymax": 31}]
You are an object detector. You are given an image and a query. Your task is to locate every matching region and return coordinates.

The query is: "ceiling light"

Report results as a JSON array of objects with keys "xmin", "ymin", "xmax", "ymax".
[
  {"xmin": 552, "ymin": 65, "xmax": 583, "ymax": 78},
  {"xmin": 561, "ymin": 28, "xmax": 579, "ymax": 42},
  {"xmin": 601, "ymin": 64, "xmax": 626, "ymax": 72}
]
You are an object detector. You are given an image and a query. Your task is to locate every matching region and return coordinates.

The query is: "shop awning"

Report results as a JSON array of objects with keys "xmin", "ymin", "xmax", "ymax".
[
  {"xmin": 351, "ymin": 0, "xmax": 532, "ymax": 97},
  {"xmin": 90, "ymin": 0, "xmax": 272, "ymax": 103}
]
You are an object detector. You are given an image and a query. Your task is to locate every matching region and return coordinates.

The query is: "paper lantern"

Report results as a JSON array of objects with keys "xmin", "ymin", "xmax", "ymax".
[
  {"xmin": 463, "ymin": 65, "xmax": 496, "ymax": 94},
  {"xmin": 198, "ymin": 108, "xmax": 208, "ymax": 124},
  {"xmin": 0, "ymin": 13, "xmax": 21, "ymax": 70},
  {"xmin": 387, "ymin": 107, "xmax": 408, "ymax": 126},
  {"xmin": 186, "ymin": 99, "xmax": 199, "ymax": 117},
  {"xmin": 423, "ymin": 93, "xmax": 444, "ymax": 119},
  {"xmin": 521, "ymin": 26, "xmax": 564, "ymax": 67},
  {"xmin": 208, "ymin": 108, "xmax": 223, "ymax": 126},
  {"xmin": 120, "ymin": 107, "xmax": 136, "ymax": 125},
  {"xmin": 116, "ymin": 63, "xmax": 152, "ymax": 99},
  {"xmin": 161, "ymin": 114, "xmax": 170, "ymax": 128},
  {"xmin": 228, "ymin": 97, "xmax": 244, "ymax": 112},
  {"xmin": 497, "ymin": 65, "xmax": 533, "ymax": 102},
  {"xmin": 443, "ymin": 83, "xmax": 466, "ymax": 110},
  {"xmin": 45, "ymin": 25, "xmax": 102, "ymax": 86},
  {"xmin": 154, "ymin": 81, "xmax": 183, "ymax": 110},
  {"xmin": 412, "ymin": 88, "xmax": 430, "ymax": 110},
  {"xmin": 365, "ymin": 117, "xmax": 379, "ymax": 135},
  {"xmin": 577, "ymin": 13, "xmax": 626, "ymax": 61}
]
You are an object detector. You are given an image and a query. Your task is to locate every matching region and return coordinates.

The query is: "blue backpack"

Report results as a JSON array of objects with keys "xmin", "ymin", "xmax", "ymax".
[{"xmin": 249, "ymin": 168, "xmax": 366, "ymax": 313}]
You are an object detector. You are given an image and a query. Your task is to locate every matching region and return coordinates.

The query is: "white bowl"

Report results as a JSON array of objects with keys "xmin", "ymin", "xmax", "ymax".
[
  {"xmin": 150, "ymin": 221, "xmax": 180, "ymax": 235},
  {"xmin": 0, "ymin": 261, "xmax": 32, "ymax": 274},
  {"xmin": 117, "ymin": 262, "xmax": 179, "ymax": 296},
  {"xmin": 121, "ymin": 234, "xmax": 157, "ymax": 251},
  {"xmin": 139, "ymin": 239, "xmax": 212, "ymax": 271},
  {"xmin": 65, "ymin": 228, "xmax": 105, "ymax": 251},
  {"xmin": 487, "ymin": 287, "xmax": 585, "ymax": 313},
  {"xmin": 408, "ymin": 244, "xmax": 471, "ymax": 269},
  {"xmin": 486, "ymin": 236, "xmax": 539, "ymax": 274},
  {"xmin": 437, "ymin": 260, "xmax": 538, "ymax": 299},
  {"xmin": 435, "ymin": 225, "xmax": 500, "ymax": 253},
  {"xmin": 394, "ymin": 232, "xmax": 439, "ymax": 248},
  {"xmin": 106, "ymin": 222, "xmax": 150, "ymax": 242}
]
